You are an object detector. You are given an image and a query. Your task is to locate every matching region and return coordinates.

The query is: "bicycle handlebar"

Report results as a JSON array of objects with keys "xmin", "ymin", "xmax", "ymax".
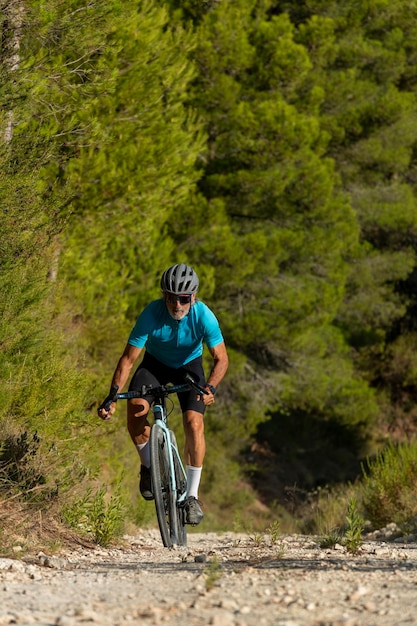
[{"xmin": 99, "ymin": 373, "xmax": 208, "ymax": 412}]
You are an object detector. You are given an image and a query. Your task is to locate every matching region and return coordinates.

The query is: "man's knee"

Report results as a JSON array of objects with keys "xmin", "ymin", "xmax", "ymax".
[
  {"xmin": 183, "ymin": 411, "xmax": 204, "ymax": 432},
  {"xmin": 128, "ymin": 398, "xmax": 149, "ymax": 419}
]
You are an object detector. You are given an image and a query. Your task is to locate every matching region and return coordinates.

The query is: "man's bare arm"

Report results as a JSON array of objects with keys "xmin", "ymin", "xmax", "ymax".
[
  {"xmin": 111, "ymin": 343, "xmax": 142, "ymax": 391},
  {"xmin": 206, "ymin": 341, "xmax": 229, "ymax": 389},
  {"xmin": 98, "ymin": 344, "xmax": 142, "ymax": 419}
]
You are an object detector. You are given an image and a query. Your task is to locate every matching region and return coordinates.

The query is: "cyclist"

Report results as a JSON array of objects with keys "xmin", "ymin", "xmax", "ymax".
[{"xmin": 98, "ymin": 263, "xmax": 229, "ymax": 525}]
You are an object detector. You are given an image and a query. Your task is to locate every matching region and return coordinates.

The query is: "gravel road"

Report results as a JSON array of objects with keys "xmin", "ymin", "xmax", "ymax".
[{"xmin": 1, "ymin": 526, "xmax": 416, "ymax": 626}]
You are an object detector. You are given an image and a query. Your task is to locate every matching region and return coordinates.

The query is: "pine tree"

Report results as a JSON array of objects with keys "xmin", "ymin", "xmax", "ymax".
[
  {"xmin": 290, "ymin": 0, "xmax": 417, "ymax": 434},
  {"xmin": 16, "ymin": 1, "xmax": 205, "ymax": 364},
  {"xmin": 165, "ymin": 0, "xmax": 376, "ymax": 447}
]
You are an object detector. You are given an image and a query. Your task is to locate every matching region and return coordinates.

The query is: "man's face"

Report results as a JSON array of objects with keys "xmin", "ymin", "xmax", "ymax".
[{"xmin": 164, "ymin": 292, "xmax": 195, "ymax": 320}]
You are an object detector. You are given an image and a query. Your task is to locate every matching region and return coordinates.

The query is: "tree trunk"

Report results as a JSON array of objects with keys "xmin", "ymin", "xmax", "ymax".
[{"xmin": 2, "ymin": 0, "xmax": 24, "ymax": 142}]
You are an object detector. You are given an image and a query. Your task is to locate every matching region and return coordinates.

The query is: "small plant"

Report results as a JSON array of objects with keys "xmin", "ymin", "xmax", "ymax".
[
  {"xmin": 90, "ymin": 485, "xmax": 124, "ymax": 546},
  {"xmin": 343, "ymin": 498, "xmax": 364, "ymax": 554},
  {"xmin": 274, "ymin": 542, "xmax": 286, "ymax": 559},
  {"xmin": 61, "ymin": 482, "xmax": 125, "ymax": 546},
  {"xmin": 204, "ymin": 555, "xmax": 222, "ymax": 591},
  {"xmin": 232, "ymin": 514, "xmax": 244, "ymax": 534},
  {"xmin": 319, "ymin": 529, "xmax": 344, "ymax": 549},
  {"xmin": 319, "ymin": 499, "xmax": 364, "ymax": 554},
  {"xmin": 250, "ymin": 530, "xmax": 264, "ymax": 546},
  {"xmin": 266, "ymin": 520, "xmax": 281, "ymax": 544}
]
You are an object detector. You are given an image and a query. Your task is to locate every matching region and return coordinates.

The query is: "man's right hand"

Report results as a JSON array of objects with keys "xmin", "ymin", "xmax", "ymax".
[
  {"xmin": 97, "ymin": 399, "xmax": 117, "ymax": 421},
  {"xmin": 97, "ymin": 384, "xmax": 119, "ymax": 420}
]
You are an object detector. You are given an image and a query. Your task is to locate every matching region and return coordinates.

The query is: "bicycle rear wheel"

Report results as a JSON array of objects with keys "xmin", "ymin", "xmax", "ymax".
[
  {"xmin": 170, "ymin": 430, "xmax": 187, "ymax": 547},
  {"xmin": 150, "ymin": 424, "xmax": 180, "ymax": 547}
]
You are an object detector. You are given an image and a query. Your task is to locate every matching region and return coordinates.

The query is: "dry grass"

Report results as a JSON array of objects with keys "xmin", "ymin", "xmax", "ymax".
[{"xmin": 0, "ymin": 498, "xmax": 96, "ymax": 557}]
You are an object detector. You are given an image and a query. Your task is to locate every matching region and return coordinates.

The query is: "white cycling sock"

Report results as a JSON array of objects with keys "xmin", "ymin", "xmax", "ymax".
[
  {"xmin": 186, "ymin": 465, "xmax": 202, "ymax": 499},
  {"xmin": 136, "ymin": 442, "xmax": 150, "ymax": 468}
]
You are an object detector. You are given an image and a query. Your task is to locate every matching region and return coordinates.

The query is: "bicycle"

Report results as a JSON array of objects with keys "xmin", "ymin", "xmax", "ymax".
[{"xmin": 100, "ymin": 373, "xmax": 208, "ymax": 548}]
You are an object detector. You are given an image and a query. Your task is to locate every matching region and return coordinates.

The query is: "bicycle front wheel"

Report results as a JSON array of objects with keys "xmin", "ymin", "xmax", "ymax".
[
  {"xmin": 170, "ymin": 430, "xmax": 187, "ymax": 547},
  {"xmin": 150, "ymin": 424, "xmax": 180, "ymax": 548}
]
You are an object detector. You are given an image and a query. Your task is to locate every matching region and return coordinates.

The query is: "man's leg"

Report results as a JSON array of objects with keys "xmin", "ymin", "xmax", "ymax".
[
  {"xmin": 183, "ymin": 410, "xmax": 205, "ymax": 525},
  {"xmin": 127, "ymin": 398, "xmax": 153, "ymax": 500},
  {"xmin": 183, "ymin": 409, "xmax": 205, "ymax": 467}
]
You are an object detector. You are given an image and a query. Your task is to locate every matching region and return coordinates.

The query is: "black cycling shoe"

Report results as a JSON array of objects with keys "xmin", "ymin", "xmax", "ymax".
[
  {"xmin": 184, "ymin": 496, "xmax": 204, "ymax": 525},
  {"xmin": 139, "ymin": 465, "xmax": 154, "ymax": 501}
]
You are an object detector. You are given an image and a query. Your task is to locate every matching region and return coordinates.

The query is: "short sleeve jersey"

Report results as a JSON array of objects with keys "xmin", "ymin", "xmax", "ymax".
[{"xmin": 127, "ymin": 299, "xmax": 224, "ymax": 369}]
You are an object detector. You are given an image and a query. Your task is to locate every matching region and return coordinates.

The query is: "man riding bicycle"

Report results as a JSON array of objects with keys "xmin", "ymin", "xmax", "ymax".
[{"xmin": 98, "ymin": 263, "xmax": 229, "ymax": 525}]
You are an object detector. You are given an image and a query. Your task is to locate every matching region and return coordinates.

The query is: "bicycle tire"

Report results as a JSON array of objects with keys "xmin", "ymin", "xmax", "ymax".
[
  {"xmin": 150, "ymin": 424, "xmax": 180, "ymax": 547},
  {"xmin": 170, "ymin": 430, "xmax": 187, "ymax": 547}
]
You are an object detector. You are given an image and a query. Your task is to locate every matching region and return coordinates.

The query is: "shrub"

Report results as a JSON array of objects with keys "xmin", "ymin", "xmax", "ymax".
[
  {"xmin": 361, "ymin": 441, "xmax": 417, "ymax": 528},
  {"xmin": 61, "ymin": 483, "xmax": 125, "ymax": 546}
]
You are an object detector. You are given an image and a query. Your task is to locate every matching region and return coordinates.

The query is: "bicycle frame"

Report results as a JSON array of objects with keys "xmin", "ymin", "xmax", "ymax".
[{"xmin": 152, "ymin": 400, "xmax": 187, "ymax": 508}]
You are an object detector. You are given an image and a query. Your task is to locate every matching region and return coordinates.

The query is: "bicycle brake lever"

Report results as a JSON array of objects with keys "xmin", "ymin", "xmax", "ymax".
[{"xmin": 183, "ymin": 372, "xmax": 208, "ymax": 394}]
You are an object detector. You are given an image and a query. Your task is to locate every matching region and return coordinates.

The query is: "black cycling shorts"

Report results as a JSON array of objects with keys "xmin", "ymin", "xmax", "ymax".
[{"xmin": 128, "ymin": 352, "xmax": 206, "ymax": 415}]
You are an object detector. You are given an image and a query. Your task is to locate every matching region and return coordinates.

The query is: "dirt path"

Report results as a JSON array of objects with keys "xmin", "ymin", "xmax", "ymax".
[{"xmin": 0, "ymin": 528, "xmax": 416, "ymax": 626}]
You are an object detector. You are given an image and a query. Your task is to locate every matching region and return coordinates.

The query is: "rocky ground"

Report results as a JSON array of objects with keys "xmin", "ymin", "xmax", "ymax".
[{"xmin": 0, "ymin": 525, "xmax": 416, "ymax": 626}]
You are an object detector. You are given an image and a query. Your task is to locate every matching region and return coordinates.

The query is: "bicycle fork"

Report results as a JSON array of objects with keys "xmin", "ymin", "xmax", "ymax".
[{"xmin": 152, "ymin": 405, "xmax": 187, "ymax": 505}]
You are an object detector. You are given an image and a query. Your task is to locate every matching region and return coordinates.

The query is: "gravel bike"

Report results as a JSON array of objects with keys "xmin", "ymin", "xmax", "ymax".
[{"xmin": 101, "ymin": 373, "xmax": 208, "ymax": 548}]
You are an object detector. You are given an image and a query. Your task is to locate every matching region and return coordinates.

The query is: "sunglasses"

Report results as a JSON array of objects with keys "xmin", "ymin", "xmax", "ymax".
[{"xmin": 165, "ymin": 293, "xmax": 192, "ymax": 305}]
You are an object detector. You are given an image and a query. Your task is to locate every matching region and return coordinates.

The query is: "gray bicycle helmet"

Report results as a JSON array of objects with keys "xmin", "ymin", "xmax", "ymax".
[{"xmin": 160, "ymin": 264, "xmax": 199, "ymax": 294}]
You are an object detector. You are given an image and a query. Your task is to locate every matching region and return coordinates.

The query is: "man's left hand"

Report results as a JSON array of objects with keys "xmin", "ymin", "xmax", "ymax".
[{"xmin": 199, "ymin": 386, "xmax": 215, "ymax": 406}]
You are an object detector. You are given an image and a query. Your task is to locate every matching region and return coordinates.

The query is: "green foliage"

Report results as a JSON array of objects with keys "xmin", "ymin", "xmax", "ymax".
[
  {"xmin": 290, "ymin": 0, "xmax": 417, "ymax": 424},
  {"xmin": 361, "ymin": 441, "xmax": 417, "ymax": 527},
  {"xmin": 0, "ymin": 292, "xmax": 98, "ymax": 500},
  {"xmin": 265, "ymin": 520, "xmax": 281, "ymax": 544},
  {"xmin": 343, "ymin": 498, "xmax": 364, "ymax": 554},
  {"xmin": 49, "ymin": 0, "xmax": 205, "ymax": 362},
  {"xmin": 319, "ymin": 530, "xmax": 344, "ymax": 549},
  {"xmin": 319, "ymin": 498, "xmax": 364, "ymax": 554},
  {"xmin": 169, "ymin": 0, "xmax": 372, "ymax": 445},
  {"xmin": 62, "ymin": 483, "xmax": 125, "ymax": 546},
  {"xmin": 0, "ymin": 0, "xmax": 101, "ymax": 527},
  {"xmin": 0, "ymin": 431, "xmax": 46, "ymax": 497},
  {"xmin": 282, "ymin": 325, "xmax": 378, "ymax": 429}
]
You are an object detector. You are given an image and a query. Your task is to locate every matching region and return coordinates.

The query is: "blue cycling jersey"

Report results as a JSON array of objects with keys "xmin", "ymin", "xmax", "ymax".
[{"xmin": 127, "ymin": 299, "xmax": 224, "ymax": 369}]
